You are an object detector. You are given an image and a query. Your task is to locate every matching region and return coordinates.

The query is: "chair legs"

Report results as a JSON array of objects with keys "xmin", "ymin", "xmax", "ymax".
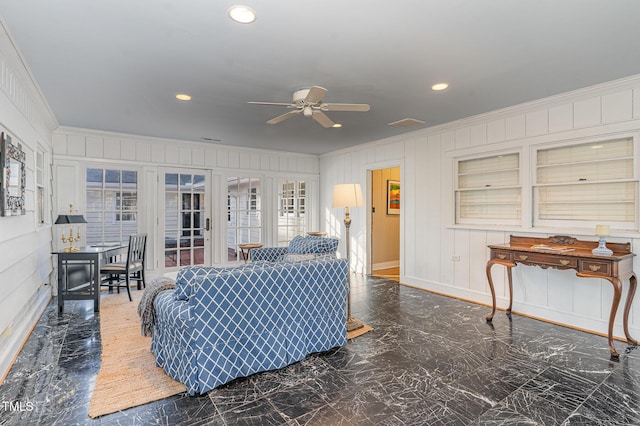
[{"xmin": 125, "ymin": 273, "xmax": 132, "ymax": 302}]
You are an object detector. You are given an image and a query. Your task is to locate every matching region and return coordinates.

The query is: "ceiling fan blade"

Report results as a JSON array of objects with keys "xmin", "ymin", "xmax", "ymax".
[
  {"xmin": 312, "ymin": 111, "xmax": 335, "ymax": 128},
  {"xmin": 322, "ymin": 103, "xmax": 370, "ymax": 112},
  {"xmin": 305, "ymin": 86, "xmax": 327, "ymax": 104},
  {"xmin": 248, "ymin": 101, "xmax": 293, "ymax": 107},
  {"xmin": 267, "ymin": 110, "xmax": 301, "ymax": 124}
]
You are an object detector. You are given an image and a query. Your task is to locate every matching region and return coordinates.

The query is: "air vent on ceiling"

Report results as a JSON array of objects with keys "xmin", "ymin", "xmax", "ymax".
[
  {"xmin": 388, "ymin": 118, "xmax": 426, "ymax": 128},
  {"xmin": 200, "ymin": 137, "xmax": 222, "ymax": 142}
]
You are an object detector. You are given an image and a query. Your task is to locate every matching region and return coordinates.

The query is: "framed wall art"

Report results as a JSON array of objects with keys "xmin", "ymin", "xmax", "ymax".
[
  {"xmin": 387, "ymin": 179, "xmax": 400, "ymax": 215},
  {"xmin": 1, "ymin": 132, "xmax": 26, "ymax": 216}
]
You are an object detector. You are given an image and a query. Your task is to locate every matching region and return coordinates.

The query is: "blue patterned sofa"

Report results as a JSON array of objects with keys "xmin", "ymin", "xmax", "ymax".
[
  {"xmin": 151, "ymin": 257, "xmax": 348, "ymax": 395},
  {"xmin": 250, "ymin": 235, "xmax": 339, "ymax": 262}
]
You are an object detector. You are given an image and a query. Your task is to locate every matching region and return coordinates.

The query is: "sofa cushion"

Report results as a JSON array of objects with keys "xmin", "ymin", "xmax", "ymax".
[
  {"xmin": 287, "ymin": 235, "xmax": 339, "ymax": 255},
  {"xmin": 173, "ymin": 262, "xmax": 274, "ymax": 301},
  {"xmin": 173, "ymin": 266, "xmax": 215, "ymax": 301}
]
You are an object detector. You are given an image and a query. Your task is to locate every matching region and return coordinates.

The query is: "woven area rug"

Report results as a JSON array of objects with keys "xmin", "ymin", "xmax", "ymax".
[
  {"xmin": 88, "ymin": 290, "xmax": 185, "ymax": 419},
  {"xmin": 347, "ymin": 321, "xmax": 373, "ymax": 339}
]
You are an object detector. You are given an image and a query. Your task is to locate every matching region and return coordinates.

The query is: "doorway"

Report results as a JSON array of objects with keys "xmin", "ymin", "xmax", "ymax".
[
  {"xmin": 370, "ymin": 167, "xmax": 400, "ymax": 280},
  {"xmin": 158, "ymin": 168, "xmax": 212, "ymax": 271}
]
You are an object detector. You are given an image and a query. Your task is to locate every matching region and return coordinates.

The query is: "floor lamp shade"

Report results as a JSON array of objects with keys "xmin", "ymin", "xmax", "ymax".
[{"xmin": 332, "ymin": 184, "xmax": 364, "ymax": 208}]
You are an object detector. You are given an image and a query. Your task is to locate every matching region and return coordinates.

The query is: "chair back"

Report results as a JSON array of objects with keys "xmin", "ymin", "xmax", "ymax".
[{"xmin": 127, "ymin": 233, "xmax": 147, "ymax": 268}]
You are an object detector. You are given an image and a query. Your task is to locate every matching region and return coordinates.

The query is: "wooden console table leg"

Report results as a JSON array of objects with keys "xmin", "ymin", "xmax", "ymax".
[
  {"xmin": 606, "ymin": 276, "xmax": 623, "ymax": 360},
  {"xmin": 506, "ymin": 266, "xmax": 514, "ymax": 317},
  {"xmin": 623, "ymin": 273, "xmax": 638, "ymax": 346},
  {"xmin": 486, "ymin": 259, "xmax": 515, "ymax": 322},
  {"xmin": 486, "ymin": 261, "xmax": 497, "ymax": 322}
]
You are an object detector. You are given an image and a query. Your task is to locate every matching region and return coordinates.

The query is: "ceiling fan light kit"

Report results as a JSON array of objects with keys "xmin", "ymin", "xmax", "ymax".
[{"xmin": 249, "ymin": 86, "xmax": 370, "ymax": 128}]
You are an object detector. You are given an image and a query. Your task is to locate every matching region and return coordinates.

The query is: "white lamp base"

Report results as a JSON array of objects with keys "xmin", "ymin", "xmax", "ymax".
[{"xmin": 592, "ymin": 238, "xmax": 613, "ymax": 256}]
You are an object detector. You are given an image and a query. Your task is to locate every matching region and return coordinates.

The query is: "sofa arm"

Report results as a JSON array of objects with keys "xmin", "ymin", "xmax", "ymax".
[{"xmin": 250, "ymin": 246, "xmax": 287, "ymax": 262}]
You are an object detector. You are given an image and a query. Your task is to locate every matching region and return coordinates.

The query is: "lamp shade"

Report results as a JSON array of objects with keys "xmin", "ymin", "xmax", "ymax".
[
  {"xmin": 55, "ymin": 214, "xmax": 87, "ymax": 224},
  {"xmin": 332, "ymin": 183, "xmax": 364, "ymax": 208},
  {"xmin": 595, "ymin": 224, "xmax": 610, "ymax": 236}
]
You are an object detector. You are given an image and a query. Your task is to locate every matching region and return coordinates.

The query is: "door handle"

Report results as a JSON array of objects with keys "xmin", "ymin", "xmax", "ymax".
[{"xmin": 205, "ymin": 218, "xmax": 210, "ymax": 231}]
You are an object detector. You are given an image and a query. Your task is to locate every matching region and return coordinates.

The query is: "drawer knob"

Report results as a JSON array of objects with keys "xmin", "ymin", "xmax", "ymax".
[
  {"xmin": 518, "ymin": 255, "xmax": 528, "ymax": 260},
  {"xmin": 498, "ymin": 254, "xmax": 506, "ymax": 260},
  {"xmin": 589, "ymin": 264, "xmax": 601, "ymax": 272},
  {"xmin": 560, "ymin": 260, "xmax": 570, "ymax": 266}
]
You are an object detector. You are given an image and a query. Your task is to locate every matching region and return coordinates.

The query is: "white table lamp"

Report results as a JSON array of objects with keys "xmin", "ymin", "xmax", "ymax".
[{"xmin": 592, "ymin": 225, "xmax": 613, "ymax": 256}]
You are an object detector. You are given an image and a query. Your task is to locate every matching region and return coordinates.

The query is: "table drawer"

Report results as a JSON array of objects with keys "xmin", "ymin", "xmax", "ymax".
[
  {"xmin": 513, "ymin": 253, "xmax": 578, "ymax": 268},
  {"xmin": 492, "ymin": 250, "xmax": 513, "ymax": 261},
  {"xmin": 579, "ymin": 260, "xmax": 612, "ymax": 275}
]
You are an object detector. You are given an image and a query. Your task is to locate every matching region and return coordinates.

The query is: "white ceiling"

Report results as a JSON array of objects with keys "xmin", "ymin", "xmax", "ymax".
[{"xmin": 1, "ymin": 1, "xmax": 640, "ymax": 155}]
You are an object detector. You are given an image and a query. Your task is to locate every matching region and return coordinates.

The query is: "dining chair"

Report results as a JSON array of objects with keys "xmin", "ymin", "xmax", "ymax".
[{"xmin": 100, "ymin": 233, "xmax": 147, "ymax": 301}]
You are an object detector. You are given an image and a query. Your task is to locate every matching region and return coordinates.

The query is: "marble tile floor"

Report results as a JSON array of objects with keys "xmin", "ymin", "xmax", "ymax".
[{"xmin": 2, "ymin": 275, "xmax": 640, "ymax": 425}]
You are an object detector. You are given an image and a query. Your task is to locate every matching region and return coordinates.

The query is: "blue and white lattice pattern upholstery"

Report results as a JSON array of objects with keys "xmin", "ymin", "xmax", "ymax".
[
  {"xmin": 250, "ymin": 235, "xmax": 339, "ymax": 262},
  {"xmin": 248, "ymin": 246, "xmax": 288, "ymax": 262},
  {"xmin": 287, "ymin": 235, "xmax": 339, "ymax": 255},
  {"xmin": 151, "ymin": 257, "xmax": 348, "ymax": 395},
  {"xmin": 173, "ymin": 263, "xmax": 272, "ymax": 300}
]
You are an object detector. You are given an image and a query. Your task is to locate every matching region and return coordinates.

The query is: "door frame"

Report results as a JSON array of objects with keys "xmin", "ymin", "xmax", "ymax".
[
  {"xmin": 365, "ymin": 160, "xmax": 404, "ymax": 276},
  {"xmin": 157, "ymin": 167, "xmax": 213, "ymax": 273}
]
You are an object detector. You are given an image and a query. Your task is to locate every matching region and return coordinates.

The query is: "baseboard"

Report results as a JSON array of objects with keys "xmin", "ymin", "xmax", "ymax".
[
  {"xmin": 372, "ymin": 260, "xmax": 399, "ymax": 270},
  {"xmin": 0, "ymin": 287, "xmax": 51, "ymax": 385}
]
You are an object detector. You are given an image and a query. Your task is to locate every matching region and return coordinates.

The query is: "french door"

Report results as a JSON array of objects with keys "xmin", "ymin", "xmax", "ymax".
[{"xmin": 159, "ymin": 168, "xmax": 212, "ymax": 270}]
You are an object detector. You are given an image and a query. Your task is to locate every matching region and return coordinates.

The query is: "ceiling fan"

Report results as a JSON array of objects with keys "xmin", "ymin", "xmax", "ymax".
[{"xmin": 248, "ymin": 86, "xmax": 370, "ymax": 128}]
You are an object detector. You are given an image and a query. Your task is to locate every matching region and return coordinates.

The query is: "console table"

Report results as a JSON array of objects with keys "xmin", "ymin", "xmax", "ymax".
[
  {"xmin": 486, "ymin": 235, "xmax": 637, "ymax": 359},
  {"xmin": 53, "ymin": 244, "xmax": 127, "ymax": 313}
]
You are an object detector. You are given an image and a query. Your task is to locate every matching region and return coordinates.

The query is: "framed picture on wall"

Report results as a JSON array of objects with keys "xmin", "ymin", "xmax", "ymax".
[
  {"xmin": 1, "ymin": 132, "xmax": 26, "ymax": 216},
  {"xmin": 387, "ymin": 180, "xmax": 400, "ymax": 215}
]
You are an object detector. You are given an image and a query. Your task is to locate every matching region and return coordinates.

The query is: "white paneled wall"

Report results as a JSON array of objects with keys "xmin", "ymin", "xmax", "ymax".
[
  {"xmin": 0, "ymin": 22, "xmax": 57, "ymax": 382},
  {"xmin": 320, "ymin": 74, "xmax": 640, "ymax": 341}
]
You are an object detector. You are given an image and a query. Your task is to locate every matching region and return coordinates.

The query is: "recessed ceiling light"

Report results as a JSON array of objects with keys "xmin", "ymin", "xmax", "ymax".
[
  {"xmin": 176, "ymin": 94, "xmax": 192, "ymax": 101},
  {"xmin": 228, "ymin": 5, "xmax": 256, "ymax": 24},
  {"xmin": 431, "ymin": 83, "xmax": 449, "ymax": 91},
  {"xmin": 332, "ymin": 123, "xmax": 342, "ymax": 128}
]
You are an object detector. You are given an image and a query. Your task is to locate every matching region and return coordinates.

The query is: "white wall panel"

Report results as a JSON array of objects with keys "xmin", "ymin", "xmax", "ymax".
[
  {"xmin": 634, "ymin": 89, "xmax": 640, "ymax": 119},
  {"xmin": 505, "ymin": 114, "xmax": 526, "ymax": 140},
  {"xmin": 454, "ymin": 127, "xmax": 471, "ymax": 150},
  {"xmin": 136, "ymin": 141, "xmax": 152, "ymax": 163},
  {"xmin": 86, "ymin": 135, "xmax": 103, "ymax": 158},
  {"xmin": 104, "ymin": 137, "xmax": 120, "ymax": 159},
  {"xmin": 525, "ymin": 109, "xmax": 548, "ymax": 136},
  {"xmin": 487, "ymin": 119, "xmax": 506, "ymax": 144},
  {"xmin": 602, "ymin": 90, "xmax": 633, "ymax": 124},
  {"xmin": 574, "ymin": 97, "xmax": 601, "ymax": 128},
  {"xmin": 67, "ymin": 134, "xmax": 85, "ymax": 156},
  {"xmin": 548, "ymin": 103, "xmax": 573, "ymax": 133},
  {"xmin": 0, "ymin": 21, "xmax": 56, "ymax": 381},
  {"xmin": 469, "ymin": 124, "xmax": 487, "ymax": 147}
]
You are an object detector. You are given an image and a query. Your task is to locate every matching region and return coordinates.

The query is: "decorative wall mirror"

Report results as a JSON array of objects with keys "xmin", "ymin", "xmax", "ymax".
[{"xmin": 1, "ymin": 132, "xmax": 26, "ymax": 216}]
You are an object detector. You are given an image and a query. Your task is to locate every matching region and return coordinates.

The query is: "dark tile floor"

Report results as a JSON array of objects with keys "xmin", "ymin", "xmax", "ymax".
[{"xmin": 2, "ymin": 274, "xmax": 640, "ymax": 425}]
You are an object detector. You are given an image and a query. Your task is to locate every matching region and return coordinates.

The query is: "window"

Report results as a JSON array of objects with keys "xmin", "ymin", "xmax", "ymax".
[
  {"xmin": 455, "ymin": 152, "xmax": 521, "ymax": 225},
  {"xmin": 86, "ymin": 168, "xmax": 138, "ymax": 244},
  {"xmin": 277, "ymin": 179, "xmax": 306, "ymax": 245},
  {"xmin": 534, "ymin": 137, "xmax": 637, "ymax": 229},
  {"xmin": 36, "ymin": 149, "xmax": 46, "ymax": 224},
  {"xmin": 227, "ymin": 177, "xmax": 261, "ymax": 261}
]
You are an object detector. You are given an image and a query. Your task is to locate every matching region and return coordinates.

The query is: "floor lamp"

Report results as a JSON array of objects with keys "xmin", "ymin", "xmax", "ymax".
[{"xmin": 332, "ymin": 183, "xmax": 365, "ymax": 332}]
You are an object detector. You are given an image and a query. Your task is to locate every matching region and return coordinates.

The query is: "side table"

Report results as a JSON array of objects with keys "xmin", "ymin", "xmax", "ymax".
[{"xmin": 238, "ymin": 243, "xmax": 263, "ymax": 263}]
